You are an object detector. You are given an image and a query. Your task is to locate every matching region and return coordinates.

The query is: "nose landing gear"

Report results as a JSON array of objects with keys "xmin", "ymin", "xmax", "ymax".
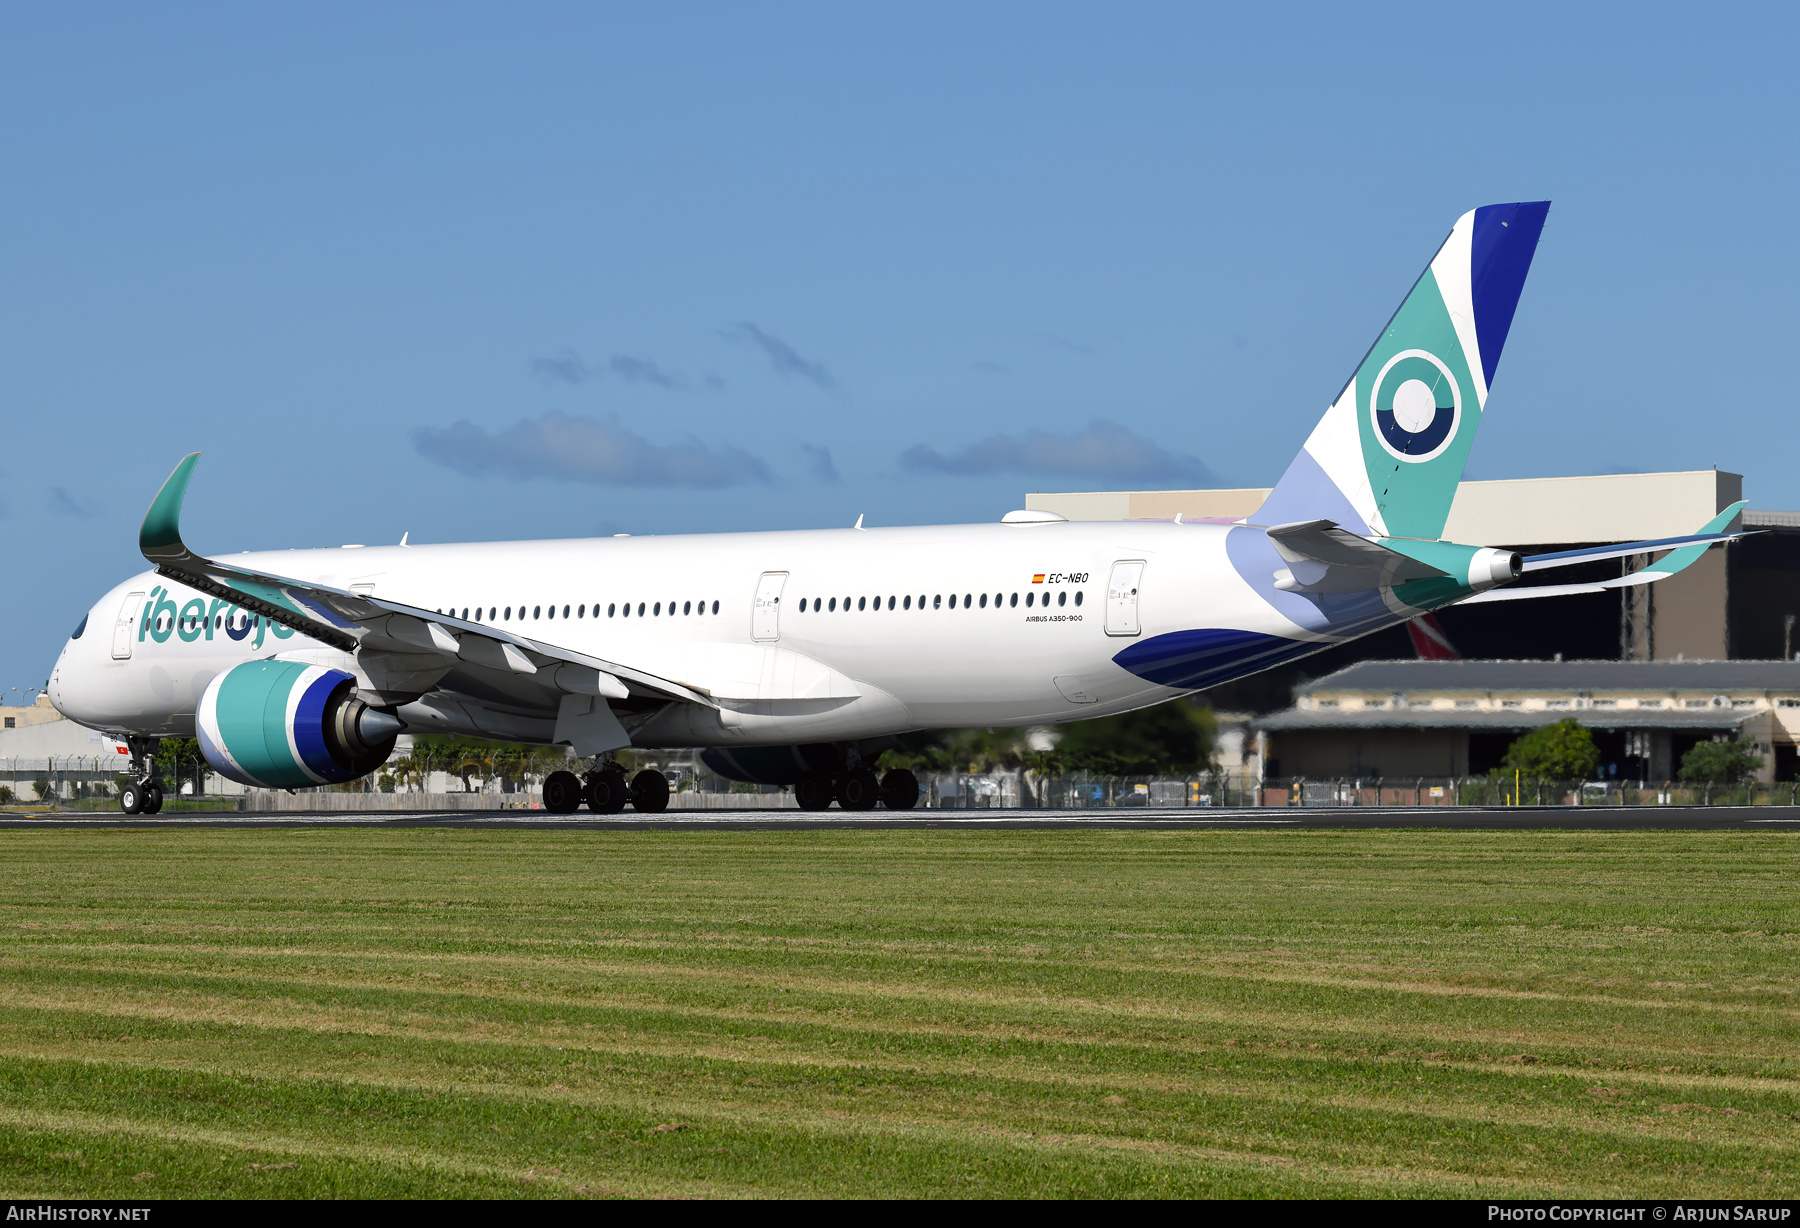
[{"xmin": 119, "ymin": 737, "xmax": 166, "ymax": 815}]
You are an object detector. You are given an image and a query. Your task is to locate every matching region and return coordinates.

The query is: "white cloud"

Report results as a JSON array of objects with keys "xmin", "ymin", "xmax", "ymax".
[
  {"xmin": 412, "ymin": 412, "xmax": 772, "ymax": 488},
  {"xmin": 900, "ymin": 420, "xmax": 1212, "ymax": 483}
]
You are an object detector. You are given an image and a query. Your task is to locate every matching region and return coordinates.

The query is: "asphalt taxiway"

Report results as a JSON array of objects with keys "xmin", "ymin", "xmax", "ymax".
[{"xmin": 3, "ymin": 806, "xmax": 1798, "ymax": 831}]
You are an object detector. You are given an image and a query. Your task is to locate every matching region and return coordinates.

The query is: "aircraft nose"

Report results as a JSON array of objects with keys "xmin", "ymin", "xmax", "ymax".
[{"xmin": 47, "ymin": 604, "xmax": 105, "ymax": 724}]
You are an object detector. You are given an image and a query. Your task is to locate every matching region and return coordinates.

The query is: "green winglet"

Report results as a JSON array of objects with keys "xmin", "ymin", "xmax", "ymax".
[
  {"xmin": 140, "ymin": 453, "xmax": 201, "ymax": 565},
  {"xmin": 1650, "ymin": 500, "xmax": 1748, "ymax": 577}
]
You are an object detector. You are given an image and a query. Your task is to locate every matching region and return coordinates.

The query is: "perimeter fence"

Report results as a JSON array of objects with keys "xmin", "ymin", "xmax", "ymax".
[{"xmin": 6, "ymin": 761, "xmax": 1798, "ymax": 812}]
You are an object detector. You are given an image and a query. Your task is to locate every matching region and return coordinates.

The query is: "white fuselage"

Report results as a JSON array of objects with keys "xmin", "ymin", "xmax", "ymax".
[{"xmin": 51, "ymin": 518, "xmax": 1340, "ymax": 748}]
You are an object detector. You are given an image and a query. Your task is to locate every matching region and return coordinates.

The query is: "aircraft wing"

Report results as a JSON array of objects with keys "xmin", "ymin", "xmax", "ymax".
[
  {"xmin": 138, "ymin": 454, "xmax": 714, "ymax": 708},
  {"xmin": 1457, "ymin": 502, "xmax": 1751, "ymax": 605}
]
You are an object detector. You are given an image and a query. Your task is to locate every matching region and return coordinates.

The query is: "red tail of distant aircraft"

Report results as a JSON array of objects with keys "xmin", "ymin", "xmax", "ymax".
[{"xmin": 1406, "ymin": 613, "xmax": 1460, "ymax": 661}]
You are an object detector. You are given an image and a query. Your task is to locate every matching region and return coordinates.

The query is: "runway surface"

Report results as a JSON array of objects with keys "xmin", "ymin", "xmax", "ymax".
[{"xmin": 4, "ymin": 806, "xmax": 1800, "ymax": 831}]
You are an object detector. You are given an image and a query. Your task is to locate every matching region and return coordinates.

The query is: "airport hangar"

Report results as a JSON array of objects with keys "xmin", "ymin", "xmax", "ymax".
[{"xmin": 1028, "ymin": 470, "xmax": 1800, "ymax": 784}]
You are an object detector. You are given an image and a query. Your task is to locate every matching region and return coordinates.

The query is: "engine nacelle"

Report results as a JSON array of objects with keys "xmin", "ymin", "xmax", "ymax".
[{"xmin": 197, "ymin": 661, "xmax": 401, "ymax": 789}]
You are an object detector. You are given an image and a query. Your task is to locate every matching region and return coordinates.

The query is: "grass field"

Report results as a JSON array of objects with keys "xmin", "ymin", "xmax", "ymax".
[{"xmin": 0, "ymin": 829, "xmax": 1797, "ymax": 1198}]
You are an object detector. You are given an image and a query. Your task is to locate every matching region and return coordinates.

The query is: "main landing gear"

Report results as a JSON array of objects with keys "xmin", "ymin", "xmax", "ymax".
[
  {"xmin": 540, "ymin": 765, "xmax": 671, "ymax": 814},
  {"xmin": 119, "ymin": 736, "xmax": 165, "ymax": 815},
  {"xmin": 796, "ymin": 768, "xmax": 919, "ymax": 812}
]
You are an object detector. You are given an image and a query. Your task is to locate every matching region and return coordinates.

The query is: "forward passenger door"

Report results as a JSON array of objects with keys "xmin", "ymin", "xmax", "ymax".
[
  {"xmin": 752, "ymin": 572, "xmax": 787, "ymax": 642},
  {"xmin": 112, "ymin": 592, "xmax": 144, "ymax": 660}
]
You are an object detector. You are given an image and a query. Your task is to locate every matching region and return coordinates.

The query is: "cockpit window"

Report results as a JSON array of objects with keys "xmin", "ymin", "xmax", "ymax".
[{"xmin": 70, "ymin": 614, "xmax": 87, "ymax": 640}]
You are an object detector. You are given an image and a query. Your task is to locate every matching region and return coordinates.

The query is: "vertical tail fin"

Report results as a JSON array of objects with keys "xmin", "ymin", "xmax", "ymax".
[
  {"xmin": 1256, "ymin": 201, "xmax": 1550, "ymax": 540},
  {"xmin": 1406, "ymin": 613, "xmax": 1461, "ymax": 660}
]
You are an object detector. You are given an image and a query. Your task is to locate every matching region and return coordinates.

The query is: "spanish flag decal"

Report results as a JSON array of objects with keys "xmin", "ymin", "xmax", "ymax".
[{"xmin": 1032, "ymin": 574, "xmax": 1045, "ymax": 584}]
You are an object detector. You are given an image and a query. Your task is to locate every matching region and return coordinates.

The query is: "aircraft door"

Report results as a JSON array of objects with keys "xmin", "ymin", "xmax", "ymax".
[
  {"xmin": 1104, "ymin": 561, "xmax": 1144, "ymax": 637},
  {"xmin": 752, "ymin": 571, "xmax": 787, "ymax": 642},
  {"xmin": 112, "ymin": 592, "xmax": 144, "ymax": 660}
]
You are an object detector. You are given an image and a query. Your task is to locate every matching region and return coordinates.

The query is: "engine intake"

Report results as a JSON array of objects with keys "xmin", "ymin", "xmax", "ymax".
[{"xmin": 197, "ymin": 661, "xmax": 401, "ymax": 789}]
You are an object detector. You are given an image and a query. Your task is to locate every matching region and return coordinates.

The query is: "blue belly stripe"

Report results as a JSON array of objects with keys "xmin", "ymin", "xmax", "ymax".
[{"xmin": 1112, "ymin": 627, "xmax": 1324, "ymax": 690}]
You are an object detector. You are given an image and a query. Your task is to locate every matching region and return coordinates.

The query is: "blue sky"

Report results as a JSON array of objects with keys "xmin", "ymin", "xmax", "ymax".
[{"xmin": 3, "ymin": 3, "xmax": 1796, "ymax": 700}]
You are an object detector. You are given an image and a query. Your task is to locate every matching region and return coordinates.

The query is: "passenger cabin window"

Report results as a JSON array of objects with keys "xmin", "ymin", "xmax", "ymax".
[
  {"xmin": 1010, "ymin": 593, "xmax": 1018, "ymax": 607},
  {"xmin": 711, "ymin": 600, "xmax": 719, "ymax": 614},
  {"xmin": 1025, "ymin": 593, "xmax": 1033, "ymax": 607},
  {"xmin": 609, "ymin": 603, "xmax": 617, "ymax": 617},
  {"xmin": 637, "ymin": 602, "xmax": 645, "ymax": 616},
  {"xmin": 887, "ymin": 596, "xmax": 895, "ymax": 610},
  {"xmin": 1058, "ymin": 591, "xmax": 1067, "ymax": 606},
  {"xmin": 1074, "ymin": 591, "xmax": 1083, "ymax": 606},
  {"xmin": 933, "ymin": 594, "xmax": 941, "ymax": 609},
  {"xmin": 858, "ymin": 597, "xmax": 866, "ymax": 611},
  {"xmin": 903, "ymin": 595, "xmax": 912, "ymax": 609},
  {"xmin": 504, "ymin": 607, "xmax": 512, "ymax": 619}
]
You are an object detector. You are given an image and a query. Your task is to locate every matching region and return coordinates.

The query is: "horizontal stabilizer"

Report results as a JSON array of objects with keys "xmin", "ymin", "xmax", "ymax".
[
  {"xmin": 1459, "ymin": 502, "xmax": 1748, "ymax": 606},
  {"xmin": 1266, "ymin": 519, "xmax": 1450, "ymax": 594},
  {"xmin": 1519, "ymin": 503, "xmax": 1749, "ymax": 572}
]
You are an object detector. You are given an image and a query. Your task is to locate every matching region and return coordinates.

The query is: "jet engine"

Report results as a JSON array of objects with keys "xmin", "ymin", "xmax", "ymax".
[{"xmin": 197, "ymin": 661, "xmax": 403, "ymax": 789}]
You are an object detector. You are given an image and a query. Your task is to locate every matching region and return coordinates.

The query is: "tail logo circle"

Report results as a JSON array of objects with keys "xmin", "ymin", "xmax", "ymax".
[{"xmin": 1369, "ymin": 349, "xmax": 1461, "ymax": 463}]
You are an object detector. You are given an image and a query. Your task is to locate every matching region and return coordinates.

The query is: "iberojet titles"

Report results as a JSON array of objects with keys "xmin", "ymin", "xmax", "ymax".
[{"xmin": 139, "ymin": 584, "xmax": 296, "ymax": 650}]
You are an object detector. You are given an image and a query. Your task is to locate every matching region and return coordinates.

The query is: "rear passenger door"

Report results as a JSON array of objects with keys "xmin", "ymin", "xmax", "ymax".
[{"xmin": 1104, "ymin": 561, "xmax": 1144, "ymax": 637}]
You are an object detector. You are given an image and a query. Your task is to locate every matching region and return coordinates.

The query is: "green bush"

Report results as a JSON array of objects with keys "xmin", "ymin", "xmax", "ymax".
[
  {"xmin": 1678, "ymin": 739, "xmax": 1763, "ymax": 784},
  {"xmin": 1501, "ymin": 719, "xmax": 1600, "ymax": 781}
]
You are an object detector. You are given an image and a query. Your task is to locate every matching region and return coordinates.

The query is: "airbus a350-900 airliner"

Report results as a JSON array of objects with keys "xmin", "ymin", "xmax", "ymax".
[{"xmin": 47, "ymin": 201, "xmax": 1746, "ymax": 814}]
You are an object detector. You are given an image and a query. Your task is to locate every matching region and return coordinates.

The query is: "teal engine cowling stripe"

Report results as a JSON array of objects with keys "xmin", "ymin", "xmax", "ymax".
[{"xmin": 196, "ymin": 661, "xmax": 362, "ymax": 789}]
